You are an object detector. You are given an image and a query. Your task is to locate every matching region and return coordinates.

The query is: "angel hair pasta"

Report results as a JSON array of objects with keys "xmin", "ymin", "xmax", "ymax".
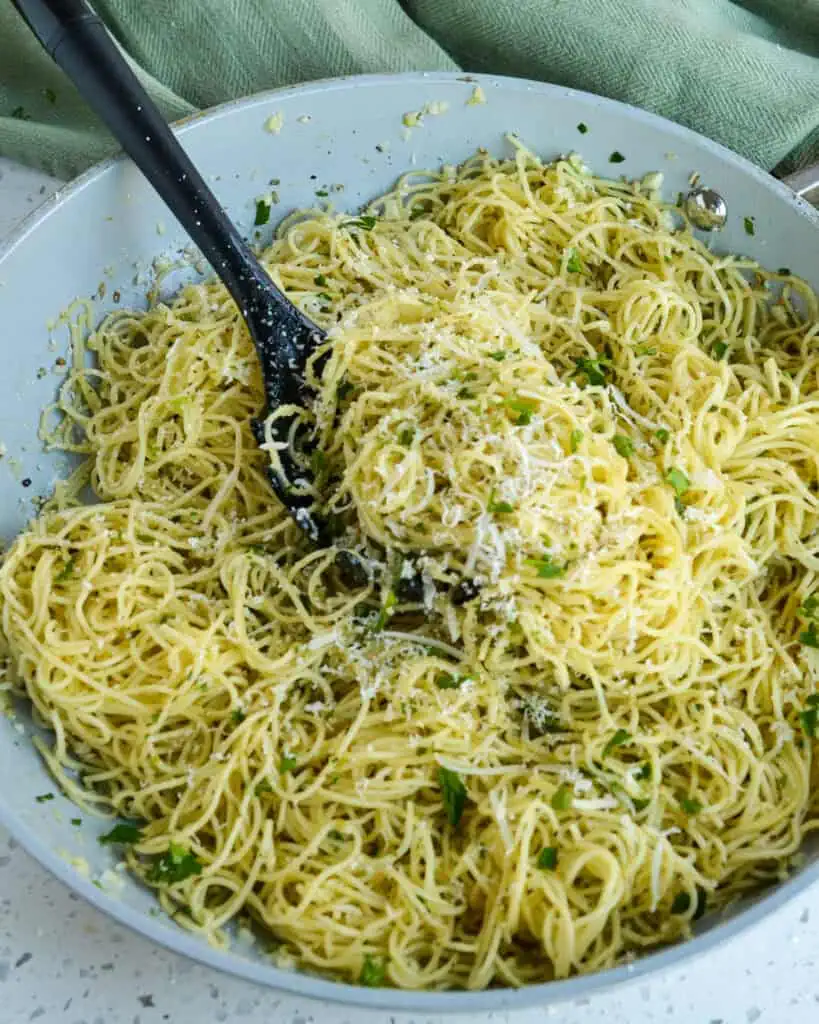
[{"xmin": 2, "ymin": 143, "xmax": 819, "ymax": 991}]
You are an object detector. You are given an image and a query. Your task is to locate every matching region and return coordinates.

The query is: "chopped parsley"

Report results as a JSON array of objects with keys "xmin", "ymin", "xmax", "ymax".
[
  {"xmin": 799, "ymin": 695, "xmax": 819, "ymax": 737},
  {"xmin": 537, "ymin": 846, "xmax": 558, "ymax": 870},
  {"xmin": 342, "ymin": 215, "xmax": 377, "ymax": 231},
  {"xmin": 577, "ymin": 122, "xmax": 589, "ymax": 134},
  {"xmin": 56, "ymin": 557, "xmax": 76, "ymax": 582},
  {"xmin": 359, "ymin": 955, "xmax": 386, "ymax": 987},
  {"xmin": 71, "ymin": 817, "xmax": 82, "ymax": 827},
  {"xmin": 655, "ymin": 428, "xmax": 670, "ymax": 443},
  {"xmin": 573, "ymin": 355, "xmax": 611, "ymax": 387},
  {"xmin": 279, "ymin": 754, "xmax": 298, "ymax": 774},
  {"xmin": 609, "ymin": 150, "xmax": 626, "ymax": 164},
  {"xmin": 679, "ymin": 796, "xmax": 703, "ymax": 815},
  {"xmin": 254, "ymin": 198, "xmax": 272, "ymax": 226},
  {"xmin": 570, "ymin": 428, "xmax": 584, "ymax": 453},
  {"xmin": 712, "ymin": 342, "xmax": 728, "ymax": 360},
  {"xmin": 231, "ymin": 708, "xmax": 246, "ymax": 724},
  {"xmin": 255, "ymin": 779, "xmax": 274, "ymax": 795},
  {"xmin": 634, "ymin": 344, "xmax": 657, "ymax": 356},
  {"xmin": 635, "ymin": 763, "xmax": 652, "ymax": 781},
  {"xmin": 314, "ymin": 274, "xmax": 328, "ymax": 287},
  {"xmin": 147, "ymin": 843, "xmax": 202, "ymax": 885},
  {"xmin": 613, "ymin": 435, "xmax": 634, "ymax": 458},
  {"xmin": 436, "ymin": 673, "xmax": 471, "ymax": 690},
  {"xmin": 315, "ymin": 189, "xmax": 329, "ymax": 197},
  {"xmin": 800, "ymin": 595, "xmax": 819, "ymax": 619},
  {"xmin": 399, "ymin": 426, "xmax": 415, "ymax": 447},
  {"xmin": 800, "ymin": 623, "xmax": 819, "ymax": 648},
  {"xmin": 525, "ymin": 554, "xmax": 565, "ymax": 579},
  {"xmin": 778, "ymin": 267, "xmax": 791, "ymax": 276},
  {"xmin": 551, "ymin": 784, "xmax": 573, "ymax": 811},
  {"xmin": 99, "ymin": 822, "xmax": 142, "ymax": 845},
  {"xmin": 602, "ymin": 728, "xmax": 631, "ymax": 758},
  {"xmin": 505, "ymin": 397, "xmax": 537, "ymax": 426},
  {"xmin": 743, "ymin": 216, "xmax": 755, "ymax": 236},
  {"xmin": 488, "ymin": 489, "xmax": 514, "ymax": 515},
  {"xmin": 438, "ymin": 766, "xmax": 467, "ymax": 827},
  {"xmin": 35, "ymin": 793, "xmax": 54, "ymax": 803},
  {"xmin": 566, "ymin": 249, "xmax": 583, "ymax": 274},
  {"xmin": 666, "ymin": 467, "xmax": 689, "ymax": 514},
  {"xmin": 373, "ymin": 589, "xmax": 398, "ymax": 631},
  {"xmin": 490, "ymin": 350, "xmax": 507, "ymax": 361}
]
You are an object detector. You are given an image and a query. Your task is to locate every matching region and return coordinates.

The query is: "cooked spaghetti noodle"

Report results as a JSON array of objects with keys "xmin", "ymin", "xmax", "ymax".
[{"xmin": 2, "ymin": 144, "xmax": 819, "ymax": 990}]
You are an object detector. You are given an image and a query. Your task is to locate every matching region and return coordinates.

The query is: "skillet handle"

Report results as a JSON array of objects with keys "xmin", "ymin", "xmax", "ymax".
[
  {"xmin": 782, "ymin": 163, "xmax": 819, "ymax": 205},
  {"xmin": 10, "ymin": 0, "xmax": 279, "ymax": 315}
]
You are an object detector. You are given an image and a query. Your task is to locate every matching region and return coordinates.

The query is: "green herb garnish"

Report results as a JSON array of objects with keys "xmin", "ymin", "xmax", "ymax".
[
  {"xmin": 505, "ymin": 397, "xmax": 537, "ymax": 426},
  {"xmin": 609, "ymin": 151, "xmax": 626, "ymax": 164},
  {"xmin": 147, "ymin": 843, "xmax": 202, "ymax": 885},
  {"xmin": 359, "ymin": 955, "xmax": 386, "ymax": 987},
  {"xmin": 655, "ymin": 428, "xmax": 670, "ymax": 443},
  {"xmin": 573, "ymin": 355, "xmax": 611, "ymax": 387},
  {"xmin": 279, "ymin": 754, "xmax": 297, "ymax": 774},
  {"xmin": 255, "ymin": 779, "xmax": 273, "ymax": 795},
  {"xmin": 35, "ymin": 793, "xmax": 54, "ymax": 803},
  {"xmin": 570, "ymin": 428, "xmax": 584, "ymax": 453},
  {"xmin": 799, "ymin": 695, "xmax": 819, "ymax": 737},
  {"xmin": 438, "ymin": 766, "xmax": 467, "ymax": 827},
  {"xmin": 56, "ymin": 557, "xmax": 76, "ymax": 582},
  {"xmin": 314, "ymin": 274, "xmax": 328, "ymax": 287},
  {"xmin": 342, "ymin": 215, "xmax": 377, "ymax": 231},
  {"xmin": 525, "ymin": 554, "xmax": 566, "ymax": 579},
  {"xmin": 254, "ymin": 199, "xmax": 272, "ymax": 226},
  {"xmin": 566, "ymin": 249, "xmax": 583, "ymax": 274},
  {"xmin": 399, "ymin": 426, "xmax": 415, "ymax": 447},
  {"xmin": 800, "ymin": 595, "xmax": 819, "ymax": 619},
  {"xmin": 551, "ymin": 784, "xmax": 573, "ymax": 811},
  {"xmin": 577, "ymin": 122, "xmax": 589, "ymax": 134},
  {"xmin": 602, "ymin": 728, "xmax": 631, "ymax": 758},
  {"xmin": 537, "ymin": 846, "xmax": 558, "ymax": 870},
  {"xmin": 231, "ymin": 708, "xmax": 246, "ymax": 724},
  {"xmin": 679, "ymin": 796, "xmax": 703, "ymax": 815},
  {"xmin": 613, "ymin": 435, "xmax": 634, "ymax": 458},
  {"xmin": 743, "ymin": 216, "xmax": 755, "ymax": 236},
  {"xmin": 99, "ymin": 823, "xmax": 142, "ymax": 845},
  {"xmin": 712, "ymin": 342, "xmax": 728, "ymax": 360},
  {"xmin": 373, "ymin": 589, "xmax": 398, "ymax": 631},
  {"xmin": 436, "ymin": 673, "xmax": 471, "ymax": 690},
  {"xmin": 490, "ymin": 350, "xmax": 507, "ymax": 361},
  {"xmin": 800, "ymin": 623, "xmax": 819, "ymax": 649}
]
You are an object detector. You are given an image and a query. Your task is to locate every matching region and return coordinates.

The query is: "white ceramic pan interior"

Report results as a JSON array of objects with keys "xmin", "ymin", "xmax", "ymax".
[{"xmin": 1, "ymin": 73, "xmax": 818, "ymax": 1013}]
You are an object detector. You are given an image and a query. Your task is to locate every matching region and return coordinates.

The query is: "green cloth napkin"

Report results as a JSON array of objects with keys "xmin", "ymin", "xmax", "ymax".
[{"xmin": 1, "ymin": 0, "xmax": 818, "ymax": 180}]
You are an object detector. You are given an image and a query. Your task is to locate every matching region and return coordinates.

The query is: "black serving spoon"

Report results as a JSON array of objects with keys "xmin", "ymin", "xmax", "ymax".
[{"xmin": 13, "ymin": 0, "xmax": 328, "ymax": 543}]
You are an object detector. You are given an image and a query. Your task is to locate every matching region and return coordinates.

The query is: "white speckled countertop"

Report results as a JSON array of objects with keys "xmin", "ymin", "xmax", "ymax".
[{"xmin": 1, "ymin": 156, "xmax": 819, "ymax": 1024}]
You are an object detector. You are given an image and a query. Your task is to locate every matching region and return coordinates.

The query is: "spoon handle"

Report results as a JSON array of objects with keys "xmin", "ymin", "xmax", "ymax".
[{"xmin": 12, "ymin": 0, "xmax": 284, "ymax": 319}]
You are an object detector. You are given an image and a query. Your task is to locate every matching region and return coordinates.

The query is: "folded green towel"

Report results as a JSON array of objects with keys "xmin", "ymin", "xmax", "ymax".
[{"xmin": 1, "ymin": 0, "xmax": 818, "ymax": 179}]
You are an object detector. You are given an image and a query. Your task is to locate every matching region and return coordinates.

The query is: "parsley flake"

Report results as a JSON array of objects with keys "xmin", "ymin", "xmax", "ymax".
[
  {"xmin": 147, "ymin": 843, "xmax": 202, "ymax": 885},
  {"xmin": 359, "ymin": 955, "xmax": 386, "ymax": 987},
  {"xmin": 254, "ymin": 199, "xmax": 272, "ymax": 226},
  {"xmin": 679, "ymin": 796, "xmax": 703, "ymax": 815},
  {"xmin": 609, "ymin": 150, "xmax": 626, "ymax": 164},
  {"xmin": 56, "ymin": 557, "xmax": 76, "ymax": 582},
  {"xmin": 490, "ymin": 350, "xmax": 507, "ymax": 361},
  {"xmin": 342, "ymin": 215, "xmax": 377, "ymax": 231},
  {"xmin": 551, "ymin": 784, "xmax": 573, "ymax": 811},
  {"xmin": 613, "ymin": 435, "xmax": 634, "ymax": 458},
  {"xmin": 712, "ymin": 342, "xmax": 728, "ymax": 360},
  {"xmin": 399, "ymin": 426, "xmax": 415, "ymax": 447},
  {"xmin": 655, "ymin": 428, "xmax": 670, "ymax": 443},
  {"xmin": 602, "ymin": 728, "xmax": 631, "ymax": 758},
  {"xmin": 279, "ymin": 754, "xmax": 297, "ymax": 774},
  {"xmin": 566, "ymin": 249, "xmax": 583, "ymax": 274},
  {"xmin": 743, "ymin": 216, "xmax": 755, "ymax": 236},
  {"xmin": 577, "ymin": 122, "xmax": 589, "ymax": 134},
  {"xmin": 573, "ymin": 355, "xmax": 611, "ymax": 387},
  {"xmin": 525, "ymin": 554, "xmax": 566, "ymax": 579},
  {"xmin": 35, "ymin": 793, "xmax": 54, "ymax": 803},
  {"xmin": 438, "ymin": 766, "xmax": 467, "ymax": 827},
  {"xmin": 99, "ymin": 823, "xmax": 142, "ymax": 845},
  {"xmin": 800, "ymin": 623, "xmax": 819, "ymax": 648},
  {"xmin": 570, "ymin": 428, "xmax": 584, "ymax": 453},
  {"xmin": 537, "ymin": 846, "xmax": 558, "ymax": 870}
]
